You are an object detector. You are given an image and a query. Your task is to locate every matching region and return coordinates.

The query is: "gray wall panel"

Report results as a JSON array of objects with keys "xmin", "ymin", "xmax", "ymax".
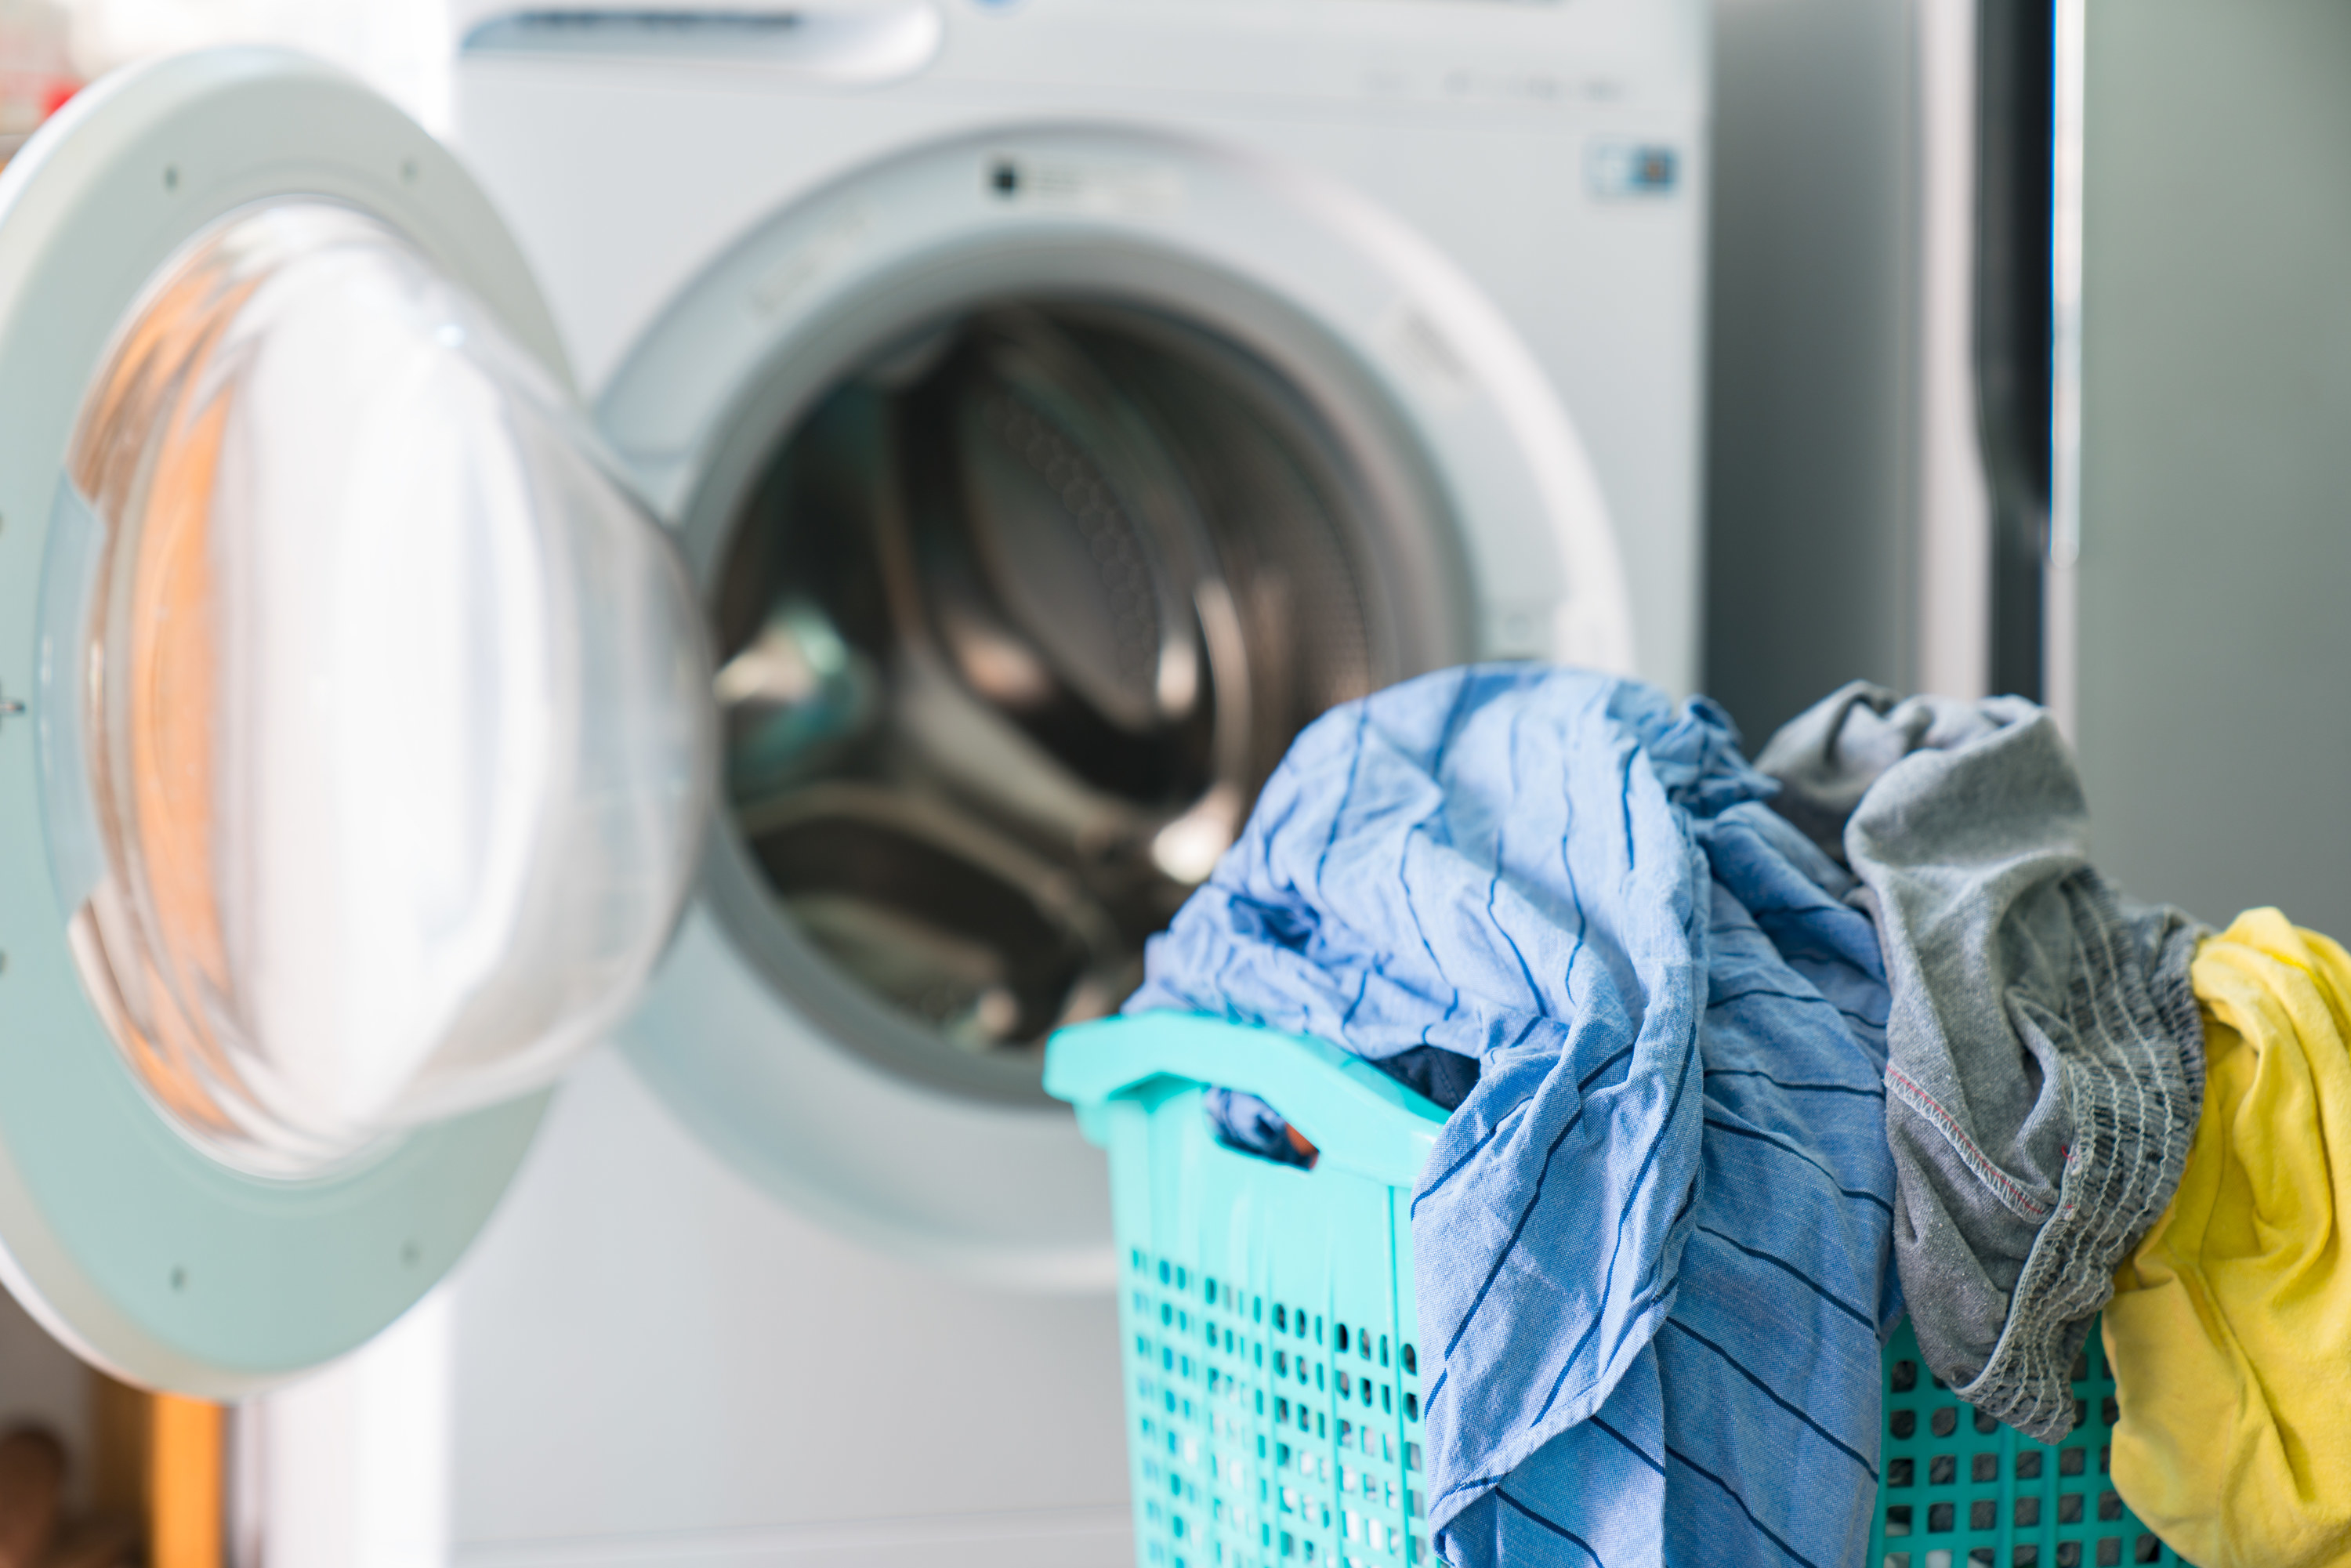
[
  {"xmin": 1704, "ymin": 0, "xmax": 1918, "ymax": 745},
  {"xmin": 2074, "ymin": 0, "xmax": 2351, "ymax": 932}
]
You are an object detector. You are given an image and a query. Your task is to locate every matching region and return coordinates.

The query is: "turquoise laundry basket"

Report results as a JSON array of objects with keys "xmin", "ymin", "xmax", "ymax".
[{"xmin": 1045, "ymin": 1013, "xmax": 2190, "ymax": 1568}]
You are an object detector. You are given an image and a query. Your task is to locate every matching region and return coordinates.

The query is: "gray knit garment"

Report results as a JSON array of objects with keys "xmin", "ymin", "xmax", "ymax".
[{"xmin": 1755, "ymin": 683, "xmax": 2205, "ymax": 1441}]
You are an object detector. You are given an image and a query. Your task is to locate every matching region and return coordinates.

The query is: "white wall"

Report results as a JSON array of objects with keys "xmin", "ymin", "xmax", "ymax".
[{"xmin": 52, "ymin": 0, "xmax": 451, "ymax": 129}]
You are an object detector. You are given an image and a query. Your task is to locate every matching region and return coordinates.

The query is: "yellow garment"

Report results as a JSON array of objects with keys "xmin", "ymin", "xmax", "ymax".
[{"xmin": 2104, "ymin": 909, "xmax": 2351, "ymax": 1568}]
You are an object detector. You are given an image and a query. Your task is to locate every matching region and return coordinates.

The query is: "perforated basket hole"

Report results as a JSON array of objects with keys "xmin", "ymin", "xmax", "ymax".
[
  {"xmin": 1119, "ymin": 1251, "xmax": 1417, "ymax": 1568},
  {"xmin": 1871, "ymin": 1321, "xmax": 2182, "ymax": 1568}
]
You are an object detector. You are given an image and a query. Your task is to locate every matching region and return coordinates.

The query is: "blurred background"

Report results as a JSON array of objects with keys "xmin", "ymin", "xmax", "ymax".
[
  {"xmin": 0, "ymin": 1, "xmax": 2344, "ymax": 1565},
  {"xmin": 0, "ymin": 0, "xmax": 444, "ymax": 144}
]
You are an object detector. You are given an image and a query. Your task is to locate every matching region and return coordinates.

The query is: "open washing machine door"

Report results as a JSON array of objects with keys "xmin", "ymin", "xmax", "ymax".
[{"xmin": 0, "ymin": 49, "xmax": 714, "ymax": 1394}]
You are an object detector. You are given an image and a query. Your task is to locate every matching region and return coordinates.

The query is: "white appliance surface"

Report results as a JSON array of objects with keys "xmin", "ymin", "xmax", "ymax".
[
  {"xmin": 449, "ymin": 0, "xmax": 1707, "ymax": 697},
  {"xmin": 444, "ymin": 1048, "xmax": 1132, "ymax": 1564}
]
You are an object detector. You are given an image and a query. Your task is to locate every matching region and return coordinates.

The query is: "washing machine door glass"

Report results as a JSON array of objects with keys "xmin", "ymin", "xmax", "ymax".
[
  {"xmin": 0, "ymin": 47, "xmax": 709, "ymax": 1391},
  {"xmin": 62, "ymin": 199, "xmax": 711, "ymax": 1178}
]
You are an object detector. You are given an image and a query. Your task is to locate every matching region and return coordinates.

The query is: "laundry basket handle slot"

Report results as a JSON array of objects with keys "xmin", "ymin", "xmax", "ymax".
[{"xmin": 1045, "ymin": 1012, "xmax": 1446, "ymax": 1186}]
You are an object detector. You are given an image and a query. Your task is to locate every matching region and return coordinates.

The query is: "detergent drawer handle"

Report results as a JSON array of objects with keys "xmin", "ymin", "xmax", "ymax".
[{"xmin": 461, "ymin": 5, "xmax": 945, "ymax": 85}]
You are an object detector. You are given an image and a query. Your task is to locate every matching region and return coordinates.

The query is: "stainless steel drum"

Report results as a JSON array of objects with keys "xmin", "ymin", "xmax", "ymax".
[{"xmin": 712, "ymin": 303, "xmax": 1403, "ymax": 1074}]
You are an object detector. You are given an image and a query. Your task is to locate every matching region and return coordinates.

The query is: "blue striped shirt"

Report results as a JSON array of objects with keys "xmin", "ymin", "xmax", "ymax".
[{"xmin": 1130, "ymin": 666, "xmax": 1899, "ymax": 1566}]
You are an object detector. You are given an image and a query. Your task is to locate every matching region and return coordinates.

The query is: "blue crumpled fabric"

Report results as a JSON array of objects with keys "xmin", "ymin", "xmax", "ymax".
[{"xmin": 1127, "ymin": 665, "xmax": 1900, "ymax": 1566}]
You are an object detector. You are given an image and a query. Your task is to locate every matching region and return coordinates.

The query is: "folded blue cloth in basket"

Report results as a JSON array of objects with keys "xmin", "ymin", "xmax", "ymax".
[{"xmin": 1128, "ymin": 665, "xmax": 1900, "ymax": 1567}]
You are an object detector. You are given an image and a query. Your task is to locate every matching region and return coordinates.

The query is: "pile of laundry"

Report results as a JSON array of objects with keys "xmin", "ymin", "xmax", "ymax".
[{"xmin": 1126, "ymin": 665, "xmax": 2351, "ymax": 1568}]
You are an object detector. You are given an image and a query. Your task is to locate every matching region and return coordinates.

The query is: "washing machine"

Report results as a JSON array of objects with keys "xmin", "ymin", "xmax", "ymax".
[{"xmin": 0, "ymin": 1, "xmax": 1704, "ymax": 1561}]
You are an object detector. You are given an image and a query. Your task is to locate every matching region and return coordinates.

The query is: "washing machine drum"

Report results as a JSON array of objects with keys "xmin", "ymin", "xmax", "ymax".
[
  {"xmin": 714, "ymin": 307, "xmax": 1379, "ymax": 1056},
  {"xmin": 0, "ymin": 48, "xmax": 1458, "ymax": 1393}
]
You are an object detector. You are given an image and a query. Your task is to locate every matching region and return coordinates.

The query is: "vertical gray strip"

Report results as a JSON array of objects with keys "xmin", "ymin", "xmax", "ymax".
[{"xmin": 34, "ymin": 477, "xmax": 105, "ymax": 914}]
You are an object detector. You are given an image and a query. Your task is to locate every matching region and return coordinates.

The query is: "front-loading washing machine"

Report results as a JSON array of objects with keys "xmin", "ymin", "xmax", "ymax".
[{"xmin": 0, "ymin": 2, "xmax": 1704, "ymax": 1562}]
